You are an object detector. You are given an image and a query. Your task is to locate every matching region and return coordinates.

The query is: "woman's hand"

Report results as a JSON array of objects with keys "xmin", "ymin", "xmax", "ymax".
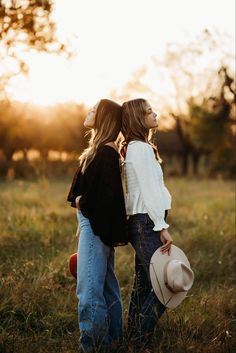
[
  {"xmin": 160, "ymin": 228, "xmax": 173, "ymax": 255},
  {"xmin": 75, "ymin": 196, "xmax": 81, "ymax": 209}
]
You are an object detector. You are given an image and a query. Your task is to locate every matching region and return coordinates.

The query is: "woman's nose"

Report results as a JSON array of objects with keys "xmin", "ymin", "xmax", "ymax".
[{"xmin": 154, "ymin": 112, "xmax": 157, "ymax": 118}]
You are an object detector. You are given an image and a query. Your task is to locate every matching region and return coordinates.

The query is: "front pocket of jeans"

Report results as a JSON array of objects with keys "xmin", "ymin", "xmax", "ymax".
[{"xmin": 145, "ymin": 216, "xmax": 154, "ymax": 227}]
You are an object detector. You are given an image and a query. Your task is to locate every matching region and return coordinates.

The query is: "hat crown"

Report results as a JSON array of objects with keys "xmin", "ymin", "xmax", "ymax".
[{"xmin": 164, "ymin": 259, "xmax": 194, "ymax": 293}]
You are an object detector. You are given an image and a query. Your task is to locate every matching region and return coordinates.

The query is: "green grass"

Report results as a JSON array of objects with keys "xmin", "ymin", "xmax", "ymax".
[{"xmin": 0, "ymin": 177, "xmax": 235, "ymax": 353}]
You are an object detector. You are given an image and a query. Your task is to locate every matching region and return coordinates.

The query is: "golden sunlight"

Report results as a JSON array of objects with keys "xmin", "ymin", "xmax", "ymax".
[{"xmin": 5, "ymin": 0, "xmax": 235, "ymax": 107}]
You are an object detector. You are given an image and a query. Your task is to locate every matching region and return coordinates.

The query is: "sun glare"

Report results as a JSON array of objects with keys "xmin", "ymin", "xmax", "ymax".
[{"xmin": 5, "ymin": 0, "xmax": 235, "ymax": 107}]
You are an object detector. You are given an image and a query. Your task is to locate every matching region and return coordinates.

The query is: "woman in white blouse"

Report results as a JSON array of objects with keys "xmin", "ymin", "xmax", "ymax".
[{"xmin": 121, "ymin": 98, "xmax": 173, "ymax": 348}]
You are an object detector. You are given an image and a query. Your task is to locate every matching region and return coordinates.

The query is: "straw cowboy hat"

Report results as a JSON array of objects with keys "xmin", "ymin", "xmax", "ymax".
[
  {"xmin": 69, "ymin": 252, "xmax": 77, "ymax": 279},
  {"xmin": 149, "ymin": 245, "xmax": 194, "ymax": 309}
]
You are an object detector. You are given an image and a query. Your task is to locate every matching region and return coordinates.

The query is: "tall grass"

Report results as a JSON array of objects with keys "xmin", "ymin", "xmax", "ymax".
[{"xmin": 0, "ymin": 177, "xmax": 235, "ymax": 353}]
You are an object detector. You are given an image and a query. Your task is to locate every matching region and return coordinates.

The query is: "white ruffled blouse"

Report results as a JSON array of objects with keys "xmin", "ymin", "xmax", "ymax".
[{"xmin": 124, "ymin": 141, "xmax": 172, "ymax": 231}]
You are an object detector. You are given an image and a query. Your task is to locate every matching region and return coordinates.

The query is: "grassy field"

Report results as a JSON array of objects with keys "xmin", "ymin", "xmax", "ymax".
[{"xmin": 0, "ymin": 177, "xmax": 235, "ymax": 353}]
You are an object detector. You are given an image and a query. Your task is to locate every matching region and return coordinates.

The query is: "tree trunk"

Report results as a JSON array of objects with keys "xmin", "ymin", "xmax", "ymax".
[
  {"xmin": 181, "ymin": 152, "xmax": 189, "ymax": 176},
  {"xmin": 192, "ymin": 153, "xmax": 201, "ymax": 176},
  {"xmin": 4, "ymin": 149, "xmax": 14, "ymax": 162},
  {"xmin": 23, "ymin": 149, "xmax": 28, "ymax": 160},
  {"xmin": 40, "ymin": 149, "xmax": 49, "ymax": 161}
]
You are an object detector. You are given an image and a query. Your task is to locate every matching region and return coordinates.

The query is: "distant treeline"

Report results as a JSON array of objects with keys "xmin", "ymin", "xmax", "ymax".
[{"xmin": 0, "ymin": 74, "xmax": 235, "ymax": 179}]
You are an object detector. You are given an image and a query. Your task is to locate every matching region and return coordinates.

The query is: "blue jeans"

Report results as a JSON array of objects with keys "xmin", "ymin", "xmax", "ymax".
[
  {"xmin": 76, "ymin": 211, "xmax": 123, "ymax": 352},
  {"xmin": 128, "ymin": 213, "xmax": 167, "ymax": 344}
]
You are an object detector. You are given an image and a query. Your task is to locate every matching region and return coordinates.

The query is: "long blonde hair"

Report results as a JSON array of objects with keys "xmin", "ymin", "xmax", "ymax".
[
  {"xmin": 80, "ymin": 99, "xmax": 122, "ymax": 173},
  {"xmin": 121, "ymin": 98, "xmax": 162, "ymax": 163}
]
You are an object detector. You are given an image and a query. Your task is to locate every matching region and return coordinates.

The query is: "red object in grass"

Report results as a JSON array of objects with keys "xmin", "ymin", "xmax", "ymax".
[{"xmin": 69, "ymin": 252, "xmax": 77, "ymax": 279}]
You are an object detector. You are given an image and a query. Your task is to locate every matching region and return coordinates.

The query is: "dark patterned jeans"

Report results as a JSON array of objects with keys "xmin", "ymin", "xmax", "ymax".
[{"xmin": 128, "ymin": 212, "xmax": 168, "ymax": 344}]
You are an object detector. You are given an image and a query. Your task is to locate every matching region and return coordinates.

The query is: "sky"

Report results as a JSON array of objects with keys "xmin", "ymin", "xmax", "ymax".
[{"xmin": 7, "ymin": 0, "xmax": 235, "ymax": 107}]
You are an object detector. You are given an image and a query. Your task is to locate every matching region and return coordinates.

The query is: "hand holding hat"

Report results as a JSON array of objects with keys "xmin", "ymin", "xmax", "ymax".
[{"xmin": 149, "ymin": 245, "xmax": 194, "ymax": 309}]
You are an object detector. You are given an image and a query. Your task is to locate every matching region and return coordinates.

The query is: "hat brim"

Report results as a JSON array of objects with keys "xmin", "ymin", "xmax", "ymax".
[
  {"xmin": 149, "ymin": 245, "xmax": 192, "ymax": 309},
  {"xmin": 69, "ymin": 252, "xmax": 77, "ymax": 279}
]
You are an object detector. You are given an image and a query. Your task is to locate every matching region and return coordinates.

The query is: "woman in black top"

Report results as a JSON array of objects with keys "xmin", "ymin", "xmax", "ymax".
[{"xmin": 67, "ymin": 99, "xmax": 128, "ymax": 352}]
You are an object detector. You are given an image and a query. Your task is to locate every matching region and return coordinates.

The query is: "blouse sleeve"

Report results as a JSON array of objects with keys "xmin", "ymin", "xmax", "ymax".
[{"xmin": 129, "ymin": 142, "xmax": 169, "ymax": 231}]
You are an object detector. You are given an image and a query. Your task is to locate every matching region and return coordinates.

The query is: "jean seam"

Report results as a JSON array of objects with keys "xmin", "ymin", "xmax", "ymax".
[{"xmin": 88, "ymin": 234, "xmax": 96, "ymax": 322}]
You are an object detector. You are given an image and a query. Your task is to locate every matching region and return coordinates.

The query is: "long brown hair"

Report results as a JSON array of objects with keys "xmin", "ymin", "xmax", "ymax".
[
  {"xmin": 79, "ymin": 99, "xmax": 122, "ymax": 173},
  {"xmin": 120, "ymin": 98, "xmax": 162, "ymax": 162}
]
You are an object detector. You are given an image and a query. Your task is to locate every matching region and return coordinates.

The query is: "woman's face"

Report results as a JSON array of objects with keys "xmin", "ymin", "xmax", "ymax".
[
  {"xmin": 84, "ymin": 101, "xmax": 99, "ymax": 128},
  {"xmin": 144, "ymin": 101, "xmax": 158, "ymax": 129}
]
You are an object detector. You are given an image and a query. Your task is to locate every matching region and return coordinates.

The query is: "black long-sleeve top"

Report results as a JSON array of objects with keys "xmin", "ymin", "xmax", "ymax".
[{"xmin": 67, "ymin": 145, "xmax": 129, "ymax": 247}]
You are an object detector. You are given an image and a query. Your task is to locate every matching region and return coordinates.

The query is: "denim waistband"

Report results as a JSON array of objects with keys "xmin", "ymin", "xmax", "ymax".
[
  {"xmin": 129, "ymin": 210, "xmax": 168, "ymax": 222},
  {"xmin": 128, "ymin": 213, "xmax": 149, "ymax": 221}
]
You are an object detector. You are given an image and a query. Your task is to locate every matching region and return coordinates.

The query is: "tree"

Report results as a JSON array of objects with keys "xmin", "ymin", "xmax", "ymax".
[
  {"xmin": 0, "ymin": 101, "xmax": 27, "ymax": 161},
  {"xmin": 52, "ymin": 103, "xmax": 87, "ymax": 156},
  {"xmin": 189, "ymin": 67, "xmax": 235, "ymax": 177},
  {"xmin": 114, "ymin": 29, "xmax": 235, "ymax": 176},
  {"xmin": 0, "ymin": 0, "xmax": 70, "ymax": 99},
  {"xmin": 159, "ymin": 30, "xmax": 234, "ymax": 175}
]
